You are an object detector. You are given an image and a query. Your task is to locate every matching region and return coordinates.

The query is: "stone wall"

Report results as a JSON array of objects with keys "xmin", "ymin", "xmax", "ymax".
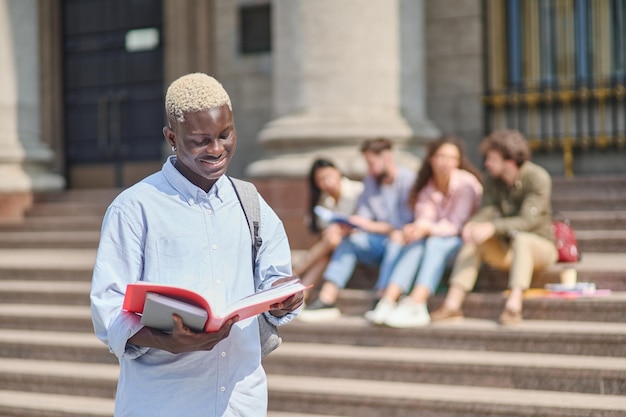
[
  {"xmin": 213, "ymin": 0, "xmax": 273, "ymax": 179},
  {"xmin": 424, "ymin": 0, "xmax": 484, "ymax": 164}
]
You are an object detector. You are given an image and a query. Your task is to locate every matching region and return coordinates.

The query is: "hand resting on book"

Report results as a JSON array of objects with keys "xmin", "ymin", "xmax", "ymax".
[
  {"xmin": 129, "ymin": 312, "xmax": 239, "ymax": 354},
  {"xmin": 266, "ymin": 276, "xmax": 305, "ymax": 318},
  {"xmin": 126, "ymin": 276, "xmax": 306, "ymax": 354}
]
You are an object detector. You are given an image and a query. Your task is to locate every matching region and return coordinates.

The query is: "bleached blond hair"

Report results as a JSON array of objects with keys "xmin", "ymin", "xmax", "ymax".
[{"xmin": 165, "ymin": 73, "xmax": 232, "ymax": 124}]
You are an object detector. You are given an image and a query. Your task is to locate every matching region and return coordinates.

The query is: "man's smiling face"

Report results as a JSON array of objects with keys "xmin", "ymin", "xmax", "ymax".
[{"xmin": 164, "ymin": 104, "xmax": 237, "ymax": 191}]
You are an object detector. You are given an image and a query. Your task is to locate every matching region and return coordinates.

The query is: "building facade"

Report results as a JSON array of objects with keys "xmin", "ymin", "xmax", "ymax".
[{"xmin": 1, "ymin": 0, "xmax": 624, "ymax": 245}]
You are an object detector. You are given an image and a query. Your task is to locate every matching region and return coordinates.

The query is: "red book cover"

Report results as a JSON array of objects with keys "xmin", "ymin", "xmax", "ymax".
[{"xmin": 123, "ymin": 279, "xmax": 307, "ymax": 332}]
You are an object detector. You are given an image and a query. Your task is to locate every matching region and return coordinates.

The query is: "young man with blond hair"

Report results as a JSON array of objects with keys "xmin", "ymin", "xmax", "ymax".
[{"xmin": 91, "ymin": 73, "xmax": 303, "ymax": 416}]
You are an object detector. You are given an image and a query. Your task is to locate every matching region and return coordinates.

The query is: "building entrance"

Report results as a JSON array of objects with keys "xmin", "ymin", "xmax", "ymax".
[{"xmin": 62, "ymin": 0, "xmax": 164, "ymax": 188}]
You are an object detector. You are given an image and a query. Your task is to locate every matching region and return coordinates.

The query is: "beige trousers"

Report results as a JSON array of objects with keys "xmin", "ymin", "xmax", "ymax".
[{"xmin": 449, "ymin": 232, "xmax": 558, "ymax": 291}]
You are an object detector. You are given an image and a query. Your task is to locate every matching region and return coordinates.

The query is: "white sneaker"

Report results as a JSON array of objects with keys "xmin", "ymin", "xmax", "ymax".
[
  {"xmin": 384, "ymin": 297, "xmax": 431, "ymax": 328},
  {"xmin": 364, "ymin": 298, "xmax": 396, "ymax": 324},
  {"xmin": 297, "ymin": 299, "xmax": 341, "ymax": 322}
]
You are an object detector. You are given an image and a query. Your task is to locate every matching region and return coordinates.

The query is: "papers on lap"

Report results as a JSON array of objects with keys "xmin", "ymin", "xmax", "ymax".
[
  {"xmin": 123, "ymin": 279, "xmax": 307, "ymax": 332},
  {"xmin": 314, "ymin": 205, "xmax": 359, "ymax": 228}
]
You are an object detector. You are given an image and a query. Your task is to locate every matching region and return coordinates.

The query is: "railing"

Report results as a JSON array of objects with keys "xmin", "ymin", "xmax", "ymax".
[{"xmin": 483, "ymin": 0, "xmax": 626, "ymax": 177}]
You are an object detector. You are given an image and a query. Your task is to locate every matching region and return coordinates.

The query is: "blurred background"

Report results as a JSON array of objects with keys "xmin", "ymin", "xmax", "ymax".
[{"xmin": 1, "ymin": 0, "xmax": 625, "ymax": 241}]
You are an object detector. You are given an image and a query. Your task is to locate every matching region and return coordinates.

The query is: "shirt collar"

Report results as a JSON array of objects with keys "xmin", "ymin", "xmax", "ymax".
[{"xmin": 162, "ymin": 156, "xmax": 226, "ymax": 204}]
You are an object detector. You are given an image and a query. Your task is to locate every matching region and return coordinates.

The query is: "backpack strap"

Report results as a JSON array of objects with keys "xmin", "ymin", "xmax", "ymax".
[
  {"xmin": 227, "ymin": 176, "xmax": 262, "ymax": 271},
  {"xmin": 227, "ymin": 176, "xmax": 281, "ymax": 357}
]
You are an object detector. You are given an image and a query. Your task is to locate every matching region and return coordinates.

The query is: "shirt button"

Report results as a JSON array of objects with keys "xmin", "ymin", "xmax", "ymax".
[
  {"xmin": 212, "ymin": 244, "xmax": 218, "ymax": 250},
  {"xmin": 220, "ymin": 386, "xmax": 225, "ymax": 392},
  {"xmin": 216, "ymin": 280, "xmax": 222, "ymax": 285},
  {"xmin": 188, "ymin": 198, "xmax": 194, "ymax": 205},
  {"xmin": 207, "ymin": 209, "xmax": 213, "ymax": 215},
  {"xmin": 221, "ymin": 351, "xmax": 226, "ymax": 357}
]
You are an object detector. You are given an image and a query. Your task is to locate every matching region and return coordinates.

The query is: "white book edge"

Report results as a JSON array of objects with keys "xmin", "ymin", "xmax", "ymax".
[{"xmin": 141, "ymin": 292, "xmax": 208, "ymax": 332}]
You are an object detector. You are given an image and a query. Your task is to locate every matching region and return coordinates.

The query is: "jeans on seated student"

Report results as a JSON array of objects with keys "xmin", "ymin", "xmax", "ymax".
[
  {"xmin": 298, "ymin": 137, "xmax": 416, "ymax": 322},
  {"xmin": 365, "ymin": 235, "xmax": 462, "ymax": 327},
  {"xmin": 324, "ymin": 231, "xmax": 398, "ymax": 289}
]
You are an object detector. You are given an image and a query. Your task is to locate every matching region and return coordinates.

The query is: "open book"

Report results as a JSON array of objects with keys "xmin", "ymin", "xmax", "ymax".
[
  {"xmin": 123, "ymin": 278, "xmax": 307, "ymax": 332},
  {"xmin": 314, "ymin": 205, "xmax": 359, "ymax": 228}
]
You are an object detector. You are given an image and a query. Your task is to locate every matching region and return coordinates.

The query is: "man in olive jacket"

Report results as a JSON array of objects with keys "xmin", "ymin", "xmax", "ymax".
[{"xmin": 431, "ymin": 129, "xmax": 557, "ymax": 325}]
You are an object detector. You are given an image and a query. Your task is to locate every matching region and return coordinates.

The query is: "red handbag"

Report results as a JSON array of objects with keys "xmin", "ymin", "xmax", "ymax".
[{"xmin": 551, "ymin": 219, "xmax": 580, "ymax": 263}]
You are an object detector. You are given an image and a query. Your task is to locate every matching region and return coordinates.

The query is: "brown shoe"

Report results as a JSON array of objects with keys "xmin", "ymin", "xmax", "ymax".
[
  {"xmin": 499, "ymin": 308, "xmax": 523, "ymax": 325},
  {"xmin": 430, "ymin": 305, "xmax": 464, "ymax": 322}
]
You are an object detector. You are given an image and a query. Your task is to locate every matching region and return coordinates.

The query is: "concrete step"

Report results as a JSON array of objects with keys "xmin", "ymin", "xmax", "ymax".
[
  {"xmin": 281, "ymin": 316, "xmax": 626, "ymax": 357},
  {"xmin": 267, "ymin": 374, "xmax": 626, "ymax": 417},
  {"xmin": 0, "ymin": 304, "xmax": 93, "ymax": 332},
  {"xmin": 4, "ymin": 228, "xmax": 621, "ymax": 253},
  {"xmin": 0, "ymin": 389, "xmax": 113, "ymax": 417},
  {"xmin": 25, "ymin": 202, "xmax": 108, "ymax": 218},
  {"xmin": 0, "ymin": 215, "xmax": 103, "ymax": 232},
  {"xmin": 0, "ymin": 329, "xmax": 115, "ymax": 364},
  {"xmin": 551, "ymin": 176, "xmax": 626, "ymax": 192},
  {"xmin": 33, "ymin": 189, "xmax": 120, "ymax": 204},
  {"xmin": 560, "ymin": 210, "xmax": 626, "ymax": 230},
  {"xmin": 269, "ymin": 413, "xmax": 345, "ymax": 417},
  {"xmin": 1, "ymin": 291, "xmax": 624, "ymax": 338},
  {"xmin": 576, "ymin": 230, "xmax": 626, "ymax": 252},
  {"xmin": 473, "ymin": 252, "xmax": 626, "ymax": 291},
  {"xmin": 0, "ymin": 249, "xmax": 95, "ymax": 280},
  {"xmin": 0, "ymin": 383, "xmax": 330, "ymax": 417},
  {"xmin": 265, "ymin": 342, "xmax": 626, "ymax": 395},
  {"xmin": 0, "ymin": 268, "xmax": 92, "ymax": 281},
  {"xmin": 0, "ymin": 358, "xmax": 117, "ymax": 398},
  {"xmin": 0, "ymin": 231, "xmax": 100, "ymax": 249},
  {"xmin": 0, "ymin": 281, "xmax": 91, "ymax": 305},
  {"xmin": 0, "ymin": 182, "xmax": 621, "ymax": 417},
  {"xmin": 476, "ymin": 267, "xmax": 626, "ymax": 292},
  {"xmin": 335, "ymin": 290, "xmax": 626, "ymax": 323},
  {"xmin": 552, "ymin": 195, "xmax": 626, "ymax": 210},
  {"xmin": 339, "ymin": 252, "xmax": 626, "ymax": 293}
]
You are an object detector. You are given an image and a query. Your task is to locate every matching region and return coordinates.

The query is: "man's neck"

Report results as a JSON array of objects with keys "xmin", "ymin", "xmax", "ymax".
[
  {"xmin": 501, "ymin": 164, "xmax": 520, "ymax": 187},
  {"xmin": 380, "ymin": 166, "xmax": 397, "ymax": 185}
]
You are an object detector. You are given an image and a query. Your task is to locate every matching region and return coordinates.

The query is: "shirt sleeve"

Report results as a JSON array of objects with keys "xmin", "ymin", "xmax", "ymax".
[
  {"xmin": 468, "ymin": 176, "xmax": 499, "ymax": 223},
  {"xmin": 492, "ymin": 168, "xmax": 552, "ymax": 236},
  {"xmin": 354, "ymin": 177, "xmax": 376, "ymax": 220},
  {"xmin": 255, "ymin": 196, "xmax": 300, "ymax": 326},
  {"xmin": 90, "ymin": 204, "xmax": 148, "ymax": 359}
]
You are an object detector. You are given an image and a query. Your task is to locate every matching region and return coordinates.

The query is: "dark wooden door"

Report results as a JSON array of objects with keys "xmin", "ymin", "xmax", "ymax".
[{"xmin": 63, "ymin": 0, "xmax": 164, "ymax": 187}]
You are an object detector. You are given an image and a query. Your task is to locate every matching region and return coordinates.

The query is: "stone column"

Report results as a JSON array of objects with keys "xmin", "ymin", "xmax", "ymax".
[
  {"xmin": 248, "ymin": 0, "xmax": 439, "ymax": 178},
  {"xmin": 0, "ymin": 0, "xmax": 64, "ymax": 219}
]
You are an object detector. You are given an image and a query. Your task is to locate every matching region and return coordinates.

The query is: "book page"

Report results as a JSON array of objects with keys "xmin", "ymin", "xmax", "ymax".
[{"xmin": 221, "ymin": 280, "xmax": 307, "ymax": 318}]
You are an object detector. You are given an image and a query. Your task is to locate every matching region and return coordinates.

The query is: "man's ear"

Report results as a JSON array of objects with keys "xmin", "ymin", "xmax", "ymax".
[{"xmin": 163, "ymin": 126, "xmax": 175, "ymax": 147}]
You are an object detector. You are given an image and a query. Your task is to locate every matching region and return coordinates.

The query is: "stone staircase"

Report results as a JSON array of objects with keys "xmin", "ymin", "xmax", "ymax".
[{"xmin": 0, "ymin": 177, "xmax": 624, "ymax": 416}]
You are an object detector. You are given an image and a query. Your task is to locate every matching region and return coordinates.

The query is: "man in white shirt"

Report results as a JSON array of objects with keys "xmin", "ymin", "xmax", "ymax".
[{"xmin": 90, "ymin": 73, "xmax": 304, "ymax": 417}]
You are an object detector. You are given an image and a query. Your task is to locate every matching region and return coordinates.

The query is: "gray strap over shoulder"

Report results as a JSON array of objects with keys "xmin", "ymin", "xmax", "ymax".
[{"xmin": 228, "ymin": 176, "xmax": 282, "ymax": 358}]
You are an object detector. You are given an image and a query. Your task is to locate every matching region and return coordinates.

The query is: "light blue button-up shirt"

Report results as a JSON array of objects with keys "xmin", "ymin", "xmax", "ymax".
[
  {"xmin": 91, "ymin": 156, "xmax": 295, "ymax": 417},
  {"xmin": 355, "ymin": 166, "xmax": 416, "ymax": 228}
]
